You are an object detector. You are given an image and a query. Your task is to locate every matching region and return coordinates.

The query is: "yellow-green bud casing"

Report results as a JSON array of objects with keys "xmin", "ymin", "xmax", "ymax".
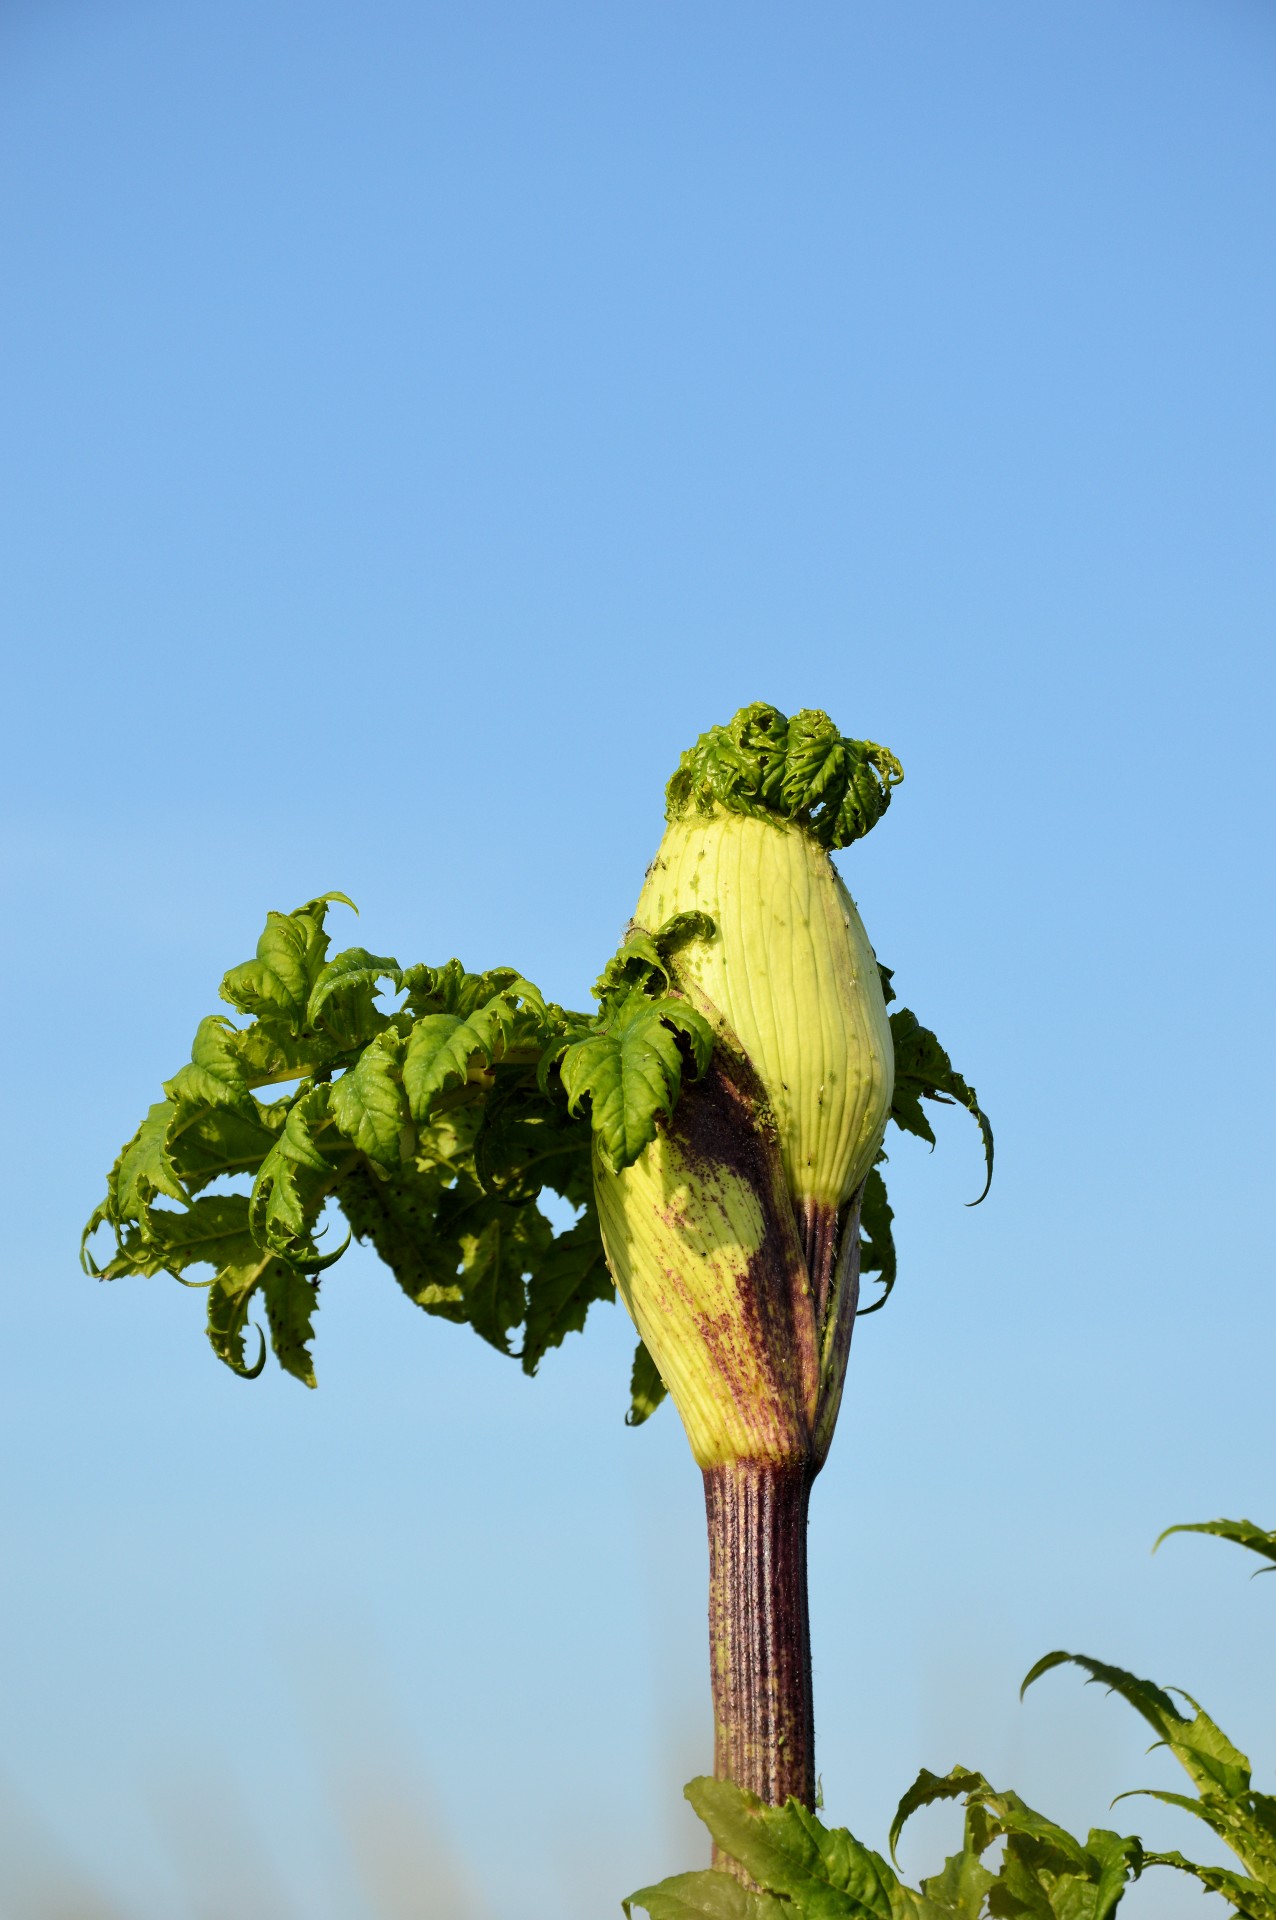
[
  {"xmin": 594, "ymin": 1041, "xmax": 823, "ymax": 1470},
  {"xmin": 636, "ymin": 809, "xmax": 894, "ymax": 1217},
  {"xmin": 595, "ymin": 806, "xmax": 892, "ymax": 1473}
]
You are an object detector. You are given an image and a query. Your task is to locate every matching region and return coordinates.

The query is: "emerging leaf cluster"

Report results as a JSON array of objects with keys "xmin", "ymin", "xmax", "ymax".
[
  {"xmin": 82, "ymin": 895, "xmax": 709, "ymax": 1399},
  {"xmin": 625, "ymin": 1770, "xmax": 1141, "ymax": 1919},
  {"xmin": 666, "ymin": 703, "xmax": 904, "ymax": 852}
]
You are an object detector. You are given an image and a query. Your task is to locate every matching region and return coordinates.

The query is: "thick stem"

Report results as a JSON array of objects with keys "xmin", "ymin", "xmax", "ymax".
[{"xmin": 703, "ymin": 1457, "xmax": 815, "ymax": 1870}]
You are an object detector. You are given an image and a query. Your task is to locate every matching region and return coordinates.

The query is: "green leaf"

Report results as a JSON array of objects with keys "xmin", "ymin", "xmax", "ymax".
[
  {"xmin": 556, "ymin": 989, "xmax": 713, "ymax": 1173},
  {"xmin": 337, "ymin": 1156, "xmax": 465, "ymax": 1311},
  {"xmin": 624, "ymin": 1871, "xmax": 789, "ymax": 1919},
  {"xmin": 474, "ymin": 1079, "xmax": 594, "ymax": 1210},
  {"xmin": 856, "ymin": 1163, "xmax": 897, "ymax": 1315},
  {"xmin": 261, "ymin": 1262, "xmax": 320, "ymax": 1386},
  {"xmin": 520, "ymin": 1203, "xmax": 613, "ymax": 1375},
  {"xmin": 888, "ymin": 1008, "xmax": 993, "ymax": 1205},
  {"xmin": 1145, "ymin": 1851, "xmax": 1276, "ymax": 1919},
  {"xmin": 1022, "ymin": 1650, "xmax": 1276, "ymax": 1885},
  {"xmin": 685, "ymin": 1776, "xmax": 899, "ymax": 1918},
  {"xmin": 329, "ymin": 1029, "xmax": 408, "ymax": 1167},
  {"xmin": 402, "ymin": 981, "xmax": 546, "ymax": 1119},
  {"xmin": 206, "ymin": 1254, "xmax": 272, "ymax": 1378},
  {"xmin": 455, "ymin": 1207, "xmax": 545, "ymax": 1354},
  {"xmin": 665, "ymin": 703, "xmax": 903, "ymax": 852},
  {"xmin": 891, "ymin": 1767, "xmax": 1141, "ymax": 1920},
  {"xmin": 249, "ymin": 1086, "xmax": 336, "ymax": 1252},
  {"xmin": 916, "ymin": 1847, "xmax": 994, "ymax": 1920},
  {"xmin": 162, "ymin": 1015, "xmax": 255, "ymax": 1113},
  {"xmin": 306, "ymin": 945, "xmax": 406, "ymax": 1030},
  {"xmin": 592, "ymin": 915, "xmax": 716, "ymax": 1003},
  {"xmin": 90, "ymin": 895, "xmax": 714, "ymax": 1389},
  {"xmin": 1020, "ymin": 1652, "xmax": 1183, "ymax": 1744},
  {"xmin": 626, "ymin": 1338, "xmax": 668, "ymax": 1426},
  {"xmin": 1155, "ymin": 1518, "xmax": 1276, "ymax": 1570},
  {"xmin": 228, "ymin": 1020, "xmax": 340, "ymax": 1088},
  {"xmin": 220, "ymin": 894, "xmax": 354, "ymax": 1029},
  {"xmin": 115, "ymin": 1099, "xmax": 188, "ymax": 1214},
  {"xmin": 164, "ymin": 1101, "xmax": 285, "ymax": 1198},
  {"xmin": 100, "ymin": 1193, "xmax": 259, "ymax": 1280}
]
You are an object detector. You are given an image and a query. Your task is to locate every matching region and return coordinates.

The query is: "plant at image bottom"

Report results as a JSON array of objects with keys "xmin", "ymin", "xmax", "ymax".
[
  {"xmin": 1021, "ymin": 1517, "xmax": 1276, "ymax": 1920},
  {"xmin": 84, "ymin": 701, "xmax": 992, "ymax": 1887},
  {"xmin": 624, "ymin": 1517, "xmax": 1276, "ymax": 1919}
]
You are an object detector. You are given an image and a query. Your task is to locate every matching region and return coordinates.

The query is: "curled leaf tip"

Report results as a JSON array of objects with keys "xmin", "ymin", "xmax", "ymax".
[
  {"xmin": 666, "ymin": 701, "xmax": 903, "ymax": 851},
  {"xmin": 233, "ymin": 1325, "xmax": 268, "ymax": 1380}
]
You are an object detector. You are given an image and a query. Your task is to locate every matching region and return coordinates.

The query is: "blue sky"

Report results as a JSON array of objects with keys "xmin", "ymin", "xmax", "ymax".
[{"xmin": 2, "ymin": 3, "xmax": 1274, "ymax": 1915}]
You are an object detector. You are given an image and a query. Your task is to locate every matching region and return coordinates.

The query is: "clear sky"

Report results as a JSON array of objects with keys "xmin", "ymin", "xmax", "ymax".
[{"xmin": 2, "ymin": 3, "xmax": 1273, "ymax": 1916}]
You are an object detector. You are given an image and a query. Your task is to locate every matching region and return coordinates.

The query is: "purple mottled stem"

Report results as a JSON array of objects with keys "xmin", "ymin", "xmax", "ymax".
[{"xmin": 704, "ymin": 1458, "xmax": 815, "ymax": 1869}]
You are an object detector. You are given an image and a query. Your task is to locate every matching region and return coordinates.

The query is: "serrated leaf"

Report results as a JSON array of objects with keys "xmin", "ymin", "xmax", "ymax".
[
  {"xmin": 329, "ymin": 1029, "xmax": 408, "ymax": 1166},
  {"xmin": 103, "ymin": 1193, "xmax": 259, "ymax": 1279},
  {"xmin": 1023, "ymin": 1651, "xmax": 1276, "ymax": 1890},
  {"xmin": 249, "ymin": 1087, "xmax": 335, "ymax": 1252},
  {"xmin": 338, "ymin": 1157, "xmax": 463, "ymax": 1309},
  {"xmin": 624, "ymin": 1871, "xmax": 788, "ymax": 1919},
  {"xmin": 306, "ymin": 946, "xmax": 405, "ymax": 1027},
  {"xmin": 120, "ymin": 1099, "xmax": 188, "ymax": 1213},
  {"xmin": 888, "ymin": 1008, "xmax": 993, "ymax": 1204},
  {"xmin": 891, "ymin": 1768, "xmax": 1142, "ymax": 1920},
  {"xmin": 891, "ymin": 1768, "xmax": 1088, "ymax": 1873},
  {"xmin": 474, "ymin": 1079, "xmax": 594, "ymax": 1209},
  {"xmin": 626, "ymin": 1338, "xmax": 668, "ymax": 1426},
  {"xmin": 229, "ymin": 1020, "xmax": 339, "ymax": 1088},
  {"xmin": 1146, "ymin": 1851, "xmax": 1276, "ymax": 1918},
  {"xmin": 686, "ymin": 1776, "xmax": 898, "ymax": 1918},
  {"xmin": 917, "ymin": 1848, "xmax": 994, "ymax": 1920},
  {"xmin": 403, "ymin": 1009, "xmax": 503, "ymax": 1115},
  {"xmin": 166, "ymin": 1101, "xmax": 285, "ymax": 1197},
  {"xmin": 220, "ymin": 894, "xmax": 353, "ymax": 1029},
  {"xmin": 206, "ymin": 1254, "xmax": 271, "ymax": 1378},
  {"xmin": 557, "ymin": 989, "xmax": 712, "ymax": 1173},
  {"xmin": 261, "ymin": 1262, "xmax": 320, "ymax": 1386},
  {"xmin": 520, "ymin": 1204, "xmax": 612, "ymax": 1375},
  {"xmin": 1155, "ymin": 1518, "xmax": 1276, "ymax": 1570},
  {"xmin": 456, "ymin": 1208, "xmax": 543, "ymax": 1354},
  {"xmin": 665, "ymin": 703, "xmax": 903, "ymax": 851},
  {"xmin": 163, "ymin": 1015, "xmax": 255, "ymax": 1113},
  {"xmin": 857, "ymin": 1163, "xmax": 897, "ymax": 1315}
]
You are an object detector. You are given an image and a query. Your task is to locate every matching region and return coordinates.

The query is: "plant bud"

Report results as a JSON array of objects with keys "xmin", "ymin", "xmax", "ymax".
[
  {"xmin": 636, "ymin": 807, "xmax": 893, "ymax": 1277},
  {"xmin": 595, "ymin": 705, "xmax": 901, "ymax": 1473}
]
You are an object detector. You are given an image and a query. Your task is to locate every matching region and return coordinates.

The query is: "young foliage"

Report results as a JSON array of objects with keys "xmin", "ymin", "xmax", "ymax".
[
  {"xmin": 1023, "ymin": 1517, "xmax": 1276, "ymax": 1917},
  {"xmin": 625, "ymin": 1772, "xmax": 1142, "ymax": 1919},
  {"xmin": 82, "ymin": 895, "xmax": 703, "ymax": 1400},
  {"xmin": 665, "ymin": 702, "xmax": 904, "ymax": 852}
]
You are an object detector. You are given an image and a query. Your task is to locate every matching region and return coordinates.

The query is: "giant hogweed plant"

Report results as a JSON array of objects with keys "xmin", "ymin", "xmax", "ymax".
[{"xmin": 85, "ymin": 702, "xmax": 992, "ymax": 1871}]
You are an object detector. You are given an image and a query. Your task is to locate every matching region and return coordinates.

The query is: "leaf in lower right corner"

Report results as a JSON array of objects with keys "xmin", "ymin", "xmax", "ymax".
[{"xmin": 623, "ymin": 1869, "xmax": 788, "ymax": 1919}]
